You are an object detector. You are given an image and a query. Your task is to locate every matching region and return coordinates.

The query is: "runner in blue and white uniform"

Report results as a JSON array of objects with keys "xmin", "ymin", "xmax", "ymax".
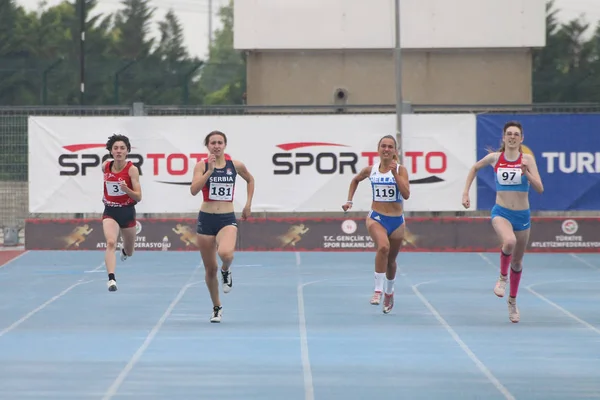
[{"xmin": 342, "ymin": 135, "xmax": 411, "ymax": 314}]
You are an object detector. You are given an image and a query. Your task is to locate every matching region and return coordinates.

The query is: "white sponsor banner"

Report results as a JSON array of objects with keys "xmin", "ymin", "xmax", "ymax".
[{"xmin": 28, "ymin": 114, "xmax": 477, "ymax": 214}]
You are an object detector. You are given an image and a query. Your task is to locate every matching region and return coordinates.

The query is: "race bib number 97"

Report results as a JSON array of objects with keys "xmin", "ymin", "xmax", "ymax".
[{"xmin": 497, "ymin": 167, "xmax": 522, "ymax": 185}]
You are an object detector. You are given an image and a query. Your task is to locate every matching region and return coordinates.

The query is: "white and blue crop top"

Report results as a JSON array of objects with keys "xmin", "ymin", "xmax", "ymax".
[{"xmin": 368, "ymin": 162, "xmax": 403, "ymax": 203}]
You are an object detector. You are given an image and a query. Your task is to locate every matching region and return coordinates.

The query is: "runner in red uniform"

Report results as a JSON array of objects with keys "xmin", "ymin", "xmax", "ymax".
[{"xmin": 102, "ymin": 134, "xmax": 142, "ymax": 292}]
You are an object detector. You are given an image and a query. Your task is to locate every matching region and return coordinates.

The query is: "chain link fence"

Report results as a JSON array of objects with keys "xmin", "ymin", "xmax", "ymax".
[{"xmin": 2, "ymin": 102, "xmax": 600, "ymax": 246}]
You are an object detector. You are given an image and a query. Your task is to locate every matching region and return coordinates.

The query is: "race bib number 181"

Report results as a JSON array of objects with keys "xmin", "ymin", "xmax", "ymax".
[{"xmin": 209, "ymin": 183, "xmax": 234, "ymax": 201}]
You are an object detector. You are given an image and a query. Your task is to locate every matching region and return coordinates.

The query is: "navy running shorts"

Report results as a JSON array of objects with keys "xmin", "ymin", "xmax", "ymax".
[{"xmin": 196, "ymin": 211, "xmax": 238, "ymax": 236}]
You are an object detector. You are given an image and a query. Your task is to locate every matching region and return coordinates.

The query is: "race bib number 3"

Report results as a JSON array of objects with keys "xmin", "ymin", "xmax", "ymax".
[
  {"xmin": 106, "ymin": 181, "xmax": 125, "ymax": 196},
  {"xmin": 209, "ymin": 183, "xmax": 234, "ymax": 201},
  {"xmin": 497, "ymin": 167, "xmax": 522, "ymax": 185},
  {"xmin": 373, "ymin": 184, "xmax": 397, "ymax": 202}
]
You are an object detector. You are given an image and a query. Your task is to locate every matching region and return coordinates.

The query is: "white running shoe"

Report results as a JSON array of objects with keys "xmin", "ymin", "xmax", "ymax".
[
  {"xmin": 120, "ymin": 248, "xmax": 128, "ymax": 262},
  {"xmin": 383, "ymin": 292, "xmax": 394, "ymax": 314},
  {"xmin": 210, "ymin": 306, "xmax": 223, "ymax": 323},
  {"xmin": 370, "ymin": 291, "xmax": 382, "ymax": 305},
  {"xmin": 507, "ymin": 297, "xmax": 520, "ymax": 323},
  {"xmin": 494, "ymin": 275, "xmax": 508, "ymax": 297},
  {"xmin": 221, "ymin": 269, "xmax": 233, "ymax": 293},
  {"xmin": 107, "ymin": 279, "xmax": 118, "ymax": 292}
]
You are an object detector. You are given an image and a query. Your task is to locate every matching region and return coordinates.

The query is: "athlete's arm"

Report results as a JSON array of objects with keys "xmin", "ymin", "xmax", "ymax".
[
  {"xmin": 234, "ymin": 160, "xmax": 255, "ymax": 214},
  {"xmin": 190, "ymin": 161, "xmax": 211, "ymax": 196},
  {"xmin": 462, "ymin": 152, "xmax": 498, "ymax": 195},
  {"xmin": 343, "ymin": 166, "xmax": 371, "ymax": 211},
  {"xmin": 462, "ymin": 152, "xmax": 498, "ymax": 209},
  {"xmin": 523, "ymin": 154, "xmax": 544, "ymax": 194},
  {"xmin": 124, "ymin": 166, "xmax": 142, "ymax": 202},
  {"xmin": 393, "ymin": 165, "xmax": 410, "ymax": 200}
]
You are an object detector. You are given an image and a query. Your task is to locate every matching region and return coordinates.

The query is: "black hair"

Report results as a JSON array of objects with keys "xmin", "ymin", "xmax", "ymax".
[
  {"xmin": 106, "ymin": 134, "xmax": 131, "ymax": 153},
  {"xmin": 204, "ymin": 130, "xmax": 227, "ymax": 146}
]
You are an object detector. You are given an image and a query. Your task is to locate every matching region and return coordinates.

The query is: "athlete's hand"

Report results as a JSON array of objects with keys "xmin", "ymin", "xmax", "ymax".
[
  {"xmin": 342, "ymin": 201, "xmax": 353, "ymax": 212},
  {"xmin": 388, "ymin": 160, "xmax": 398, "ymax": 174},
  {"xmin": 521, "ymin": 158, "xmax": 529, "ymax": 175},
  {"xmin": 241, "ymin": 205, "xmax": 251, "ymax": 220},
  {"xmin": 118, "ymin": 181, "xmax": 129, "ymax": 192},
  {"xmin": 207, "ymin": 154, "xmax": 216, "ymax": 172},
  {"xmin": 387, "ymin": 153, "xmax": 399, "ymax": 173},
  {"xmin": 462, "ymin": 193, "xmax": 470, "ymax": 209}
]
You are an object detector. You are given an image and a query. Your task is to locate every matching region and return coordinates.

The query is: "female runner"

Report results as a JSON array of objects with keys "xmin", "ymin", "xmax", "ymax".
[
  {"xmin": 462, "ymin": 121, "xmax": 544, "ymax": 323},
  {"xmin": 342, "ymin": 135, "xmax": 410, "ymax": 314},
  {"xmin": 190, "ymin": 130, "xmax": 255, "ymax": 323},
  {"xmin": 102, "ymin": 134, "xmax": 142, "ymax": 292}
]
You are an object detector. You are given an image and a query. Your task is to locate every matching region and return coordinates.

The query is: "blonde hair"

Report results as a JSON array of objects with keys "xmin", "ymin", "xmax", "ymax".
[{"xmin": 378, "ymin": 135, "xmax": 397, "ymax": 148}]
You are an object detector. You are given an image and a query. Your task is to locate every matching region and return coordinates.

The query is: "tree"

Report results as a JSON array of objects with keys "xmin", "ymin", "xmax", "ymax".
[
  {"xmin": 0, "ymin": 0, "xmax": 38, "ymax": 105},
  {"xmin": 199, "ymin": 0, "xmax": 246, "ymax": 105},
  {"xmin": 154, "ymin": 9, "xmax": 205, "ymax": 105},
  {"xmin": 532, "ymin": 0, "xmax": 600, "ymax": 102}
]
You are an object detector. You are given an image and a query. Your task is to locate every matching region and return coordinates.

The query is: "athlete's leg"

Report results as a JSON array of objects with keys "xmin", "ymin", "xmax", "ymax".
[
  {"xmin": 121, "ymin": 226, "xmax": 136, "ymax": 258},
  {"xmin": 491, "ymin": 215, "xmax": 517, "ymax": 297},
  {"xmin": 367, "ymin": 217, "xmax": 390, "ymax": 305},
  {"xmin": 120, "ymin": 208, "xmax": 137, "ymax": 261},
  {"xmin": 386, "ymin": 224, "xmax": 406, "ymax": 286},
  {"xmin": 197, "ymin": 233, "xmax": 222, "ymax": 322},
  {"xmin": 506, "ymin": 228, "xmax": 530, "ymax": 323},
  {"xmin": 216, "ymin": 225, "xmax": 238, "ymax": 293},
  {"xmin": 381, "ymin": 223, "xmax": 406, "ymax": 314},
  {"xmin": 102, "ymin": 218, "xmax": 120, "ymax": 291}
]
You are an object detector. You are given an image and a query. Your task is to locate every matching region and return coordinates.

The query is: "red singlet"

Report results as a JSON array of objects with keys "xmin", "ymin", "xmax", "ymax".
[{"xmin": 103, "ymin": 161, "xmax": 136, "ymax": 207}]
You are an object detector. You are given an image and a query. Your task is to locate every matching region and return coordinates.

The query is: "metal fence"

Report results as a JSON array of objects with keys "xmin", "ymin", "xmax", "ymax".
[{"xmin": 2, "ymin": 102, "xmax": 600, "ymax": 246}]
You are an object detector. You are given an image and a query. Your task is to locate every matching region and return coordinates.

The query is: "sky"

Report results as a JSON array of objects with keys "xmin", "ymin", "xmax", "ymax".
[{"xmin": 15, "ymin": 0, "xmax": 600, "ymax": 59}]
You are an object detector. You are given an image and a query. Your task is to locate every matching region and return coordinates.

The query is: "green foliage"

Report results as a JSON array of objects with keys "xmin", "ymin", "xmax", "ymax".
[
  {"xmin": 532, "ymin": 0, "xmax": 600, "ymax": 102},
  {"xmin": 0, "ymin": 0, "xmax": 244, "ymax": 106},
  {"xmin": 198, "ymin": 1, "xmax": 246, "ymax": 104}
]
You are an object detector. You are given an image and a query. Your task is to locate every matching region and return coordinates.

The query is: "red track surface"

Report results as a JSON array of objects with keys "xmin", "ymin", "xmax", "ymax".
[{"xmin": 0, "ymin": 250, "xmax": 25, "ymax": 267}]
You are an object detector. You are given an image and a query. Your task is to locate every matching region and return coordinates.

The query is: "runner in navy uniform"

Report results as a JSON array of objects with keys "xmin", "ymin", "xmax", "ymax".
[
  {"xmin": 101, "ymin": 134, "xmax": 142, "ymax": 292},
  {"xmin": 190, "ymin": 130, "xmax": 255, "ymax": 323}
]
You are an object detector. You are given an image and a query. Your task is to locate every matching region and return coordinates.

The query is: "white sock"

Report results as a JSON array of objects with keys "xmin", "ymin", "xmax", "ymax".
[
  {"xmin": 374, "ymin": 272, "xmax": 385, "ymax": 292},
  {"xmin": 384, "ymin": 278, "xmax": 395, "ymax": 295}
]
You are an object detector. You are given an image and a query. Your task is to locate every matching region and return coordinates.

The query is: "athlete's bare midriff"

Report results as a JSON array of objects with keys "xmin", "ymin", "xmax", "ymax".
[
  {"xmin": 496, "ymin": 191, "xmax": 529, "ymax": 211},
  {"xmin": 371, "ymin": 201, "xmax": 404, "ymax": 217},
  {"xmin": 200, "ymin": 201, "xmax": 235, "ymax": 214}
]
